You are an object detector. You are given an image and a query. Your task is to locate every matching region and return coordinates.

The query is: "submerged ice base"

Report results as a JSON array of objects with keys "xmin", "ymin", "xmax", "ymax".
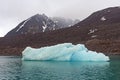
[{"xmin": 22, "ymin": 43, "xmax": 109, "ymax": 61}]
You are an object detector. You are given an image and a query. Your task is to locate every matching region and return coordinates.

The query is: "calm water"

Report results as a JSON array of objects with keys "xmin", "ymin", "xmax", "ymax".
[{"xmin": 0, "ymin": 56, "xmax": 120, "ymax": 80}]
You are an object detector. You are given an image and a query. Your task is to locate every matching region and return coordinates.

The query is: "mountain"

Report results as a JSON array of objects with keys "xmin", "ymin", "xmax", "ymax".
[
  {"xmin": 5, "ymin": 14, "xmax": 79, "ymax": 37},
  {"xmin": 5, "ymin": 14, "xmax": 58, "ymax": 37},
  {"xmin": 51, "ymin": 17, "xmax": 79, "ymax": 28},
  {"xmin": 1, "ymin": 6, "xmax": 120, "ymax": 55},
  {"xmin": 73, "ymin": 7, "xmax": 120, "ymax": 40},
  {"xmin": 75, "ymin": 7, "xmax": 120, "ymax": 27}
]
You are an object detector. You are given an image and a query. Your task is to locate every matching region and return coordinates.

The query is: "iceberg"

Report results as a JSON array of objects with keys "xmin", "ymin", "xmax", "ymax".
[{"xmin": 22, "ymin": 43, "xmax": 109, "ymax": 61}]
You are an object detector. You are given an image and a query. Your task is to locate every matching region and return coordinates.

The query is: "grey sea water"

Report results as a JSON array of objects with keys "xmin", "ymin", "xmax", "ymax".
[{"xmin": 0, "ymin": 56, "xmax": 120, "ymax": 80}]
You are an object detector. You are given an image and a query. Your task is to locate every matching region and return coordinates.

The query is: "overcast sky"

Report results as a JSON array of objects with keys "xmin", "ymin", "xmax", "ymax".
[{"xmin": 0, "ymin": 0, "xmax": 120, "ymax": 37}]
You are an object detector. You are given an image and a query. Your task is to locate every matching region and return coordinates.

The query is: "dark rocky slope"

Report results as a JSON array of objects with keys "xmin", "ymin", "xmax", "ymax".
[{"xmin": 75, "ymin": 7, "xmax": 120, "ymax": 27}]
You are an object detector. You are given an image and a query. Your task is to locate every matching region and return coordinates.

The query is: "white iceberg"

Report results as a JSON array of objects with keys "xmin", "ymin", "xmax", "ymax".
[{"xmin": 22, "ymin": 43, "xmax": 109, "ymax": 61}]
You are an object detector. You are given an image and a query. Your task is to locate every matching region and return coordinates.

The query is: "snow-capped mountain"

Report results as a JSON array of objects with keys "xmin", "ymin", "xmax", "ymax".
[
  {"xmin": 5, "ymin": 14, "xmax": 58, "ymax": 36},
  {"xmin": 5, "ymin": 14, "xmax": 79, "ymax": 37}
]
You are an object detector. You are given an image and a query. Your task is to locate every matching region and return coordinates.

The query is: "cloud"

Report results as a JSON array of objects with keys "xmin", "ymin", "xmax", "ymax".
[{"xmin": 0, "ymin": 0, "xmax": 120, "ymax": 36}]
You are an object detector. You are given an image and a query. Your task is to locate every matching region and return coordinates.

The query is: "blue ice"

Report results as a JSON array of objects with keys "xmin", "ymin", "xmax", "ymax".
[{"xmin": 22, "ymin": 43, "xmax": 109, "ymax": 61}]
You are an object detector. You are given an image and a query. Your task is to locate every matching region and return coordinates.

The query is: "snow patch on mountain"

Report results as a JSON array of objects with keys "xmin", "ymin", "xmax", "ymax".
[
  {"xmin": 16, "ymin": 18, "xmax": 31, "ymax": 32},
  {"xmin": 101, "ymin": 16, "xmax": 106, "ymax": 21},
  {"xmin": 88, "ymin": 29, "xmax": 98, "ymax": 34},
  {"xmin": 91, "ymin": 35, "xmax": 97, "ymax": 38},
  {"xmin": 42, "ymin": 21, "xmax": 47, "ymax": 32}
]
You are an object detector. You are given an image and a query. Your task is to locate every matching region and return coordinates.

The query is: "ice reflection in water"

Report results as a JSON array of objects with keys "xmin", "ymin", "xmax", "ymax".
[
  {"xmin": 1, "ymin": 56, "xmax": 120, "ymax": 80},
  {"xmin": 21, "ymin": 61, "xmax": 110, "ymax": 80}
]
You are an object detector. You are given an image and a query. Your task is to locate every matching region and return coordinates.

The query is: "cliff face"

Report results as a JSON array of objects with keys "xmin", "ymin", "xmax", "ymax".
[{"xmin": 1, "ymin": 7, "xmax": 120, "ymax": 55}]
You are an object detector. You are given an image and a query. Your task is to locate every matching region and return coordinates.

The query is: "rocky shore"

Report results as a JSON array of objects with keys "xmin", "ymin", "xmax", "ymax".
[{"xmin": 0, "ymin": 38, "xmax": 120, "ymax": 56}]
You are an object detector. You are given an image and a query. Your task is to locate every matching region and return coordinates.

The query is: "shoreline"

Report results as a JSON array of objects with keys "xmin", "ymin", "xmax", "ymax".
[
  {"xmin": 0, "ymin": 52, "xmax": 120, "ymax": 56},
  {"xmin": 0, "ymin": 55, "xmax": 120, "ymax": 61}
]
